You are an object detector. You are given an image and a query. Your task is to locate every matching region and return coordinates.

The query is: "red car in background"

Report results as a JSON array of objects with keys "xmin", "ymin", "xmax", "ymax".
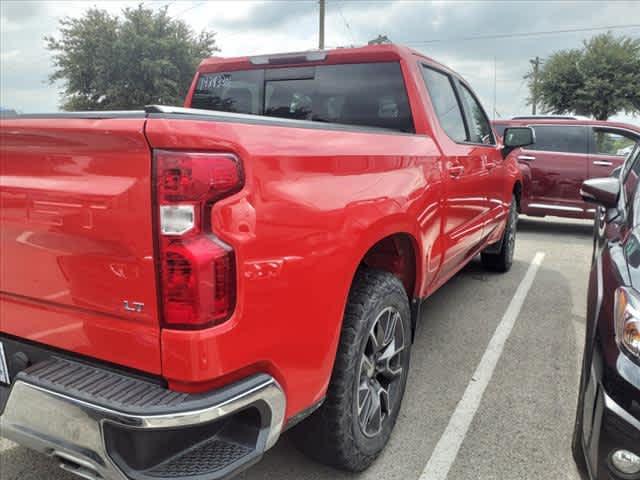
[{"xmin": 493, "ymin": 117, "xmax": 640, "ymax": 219}]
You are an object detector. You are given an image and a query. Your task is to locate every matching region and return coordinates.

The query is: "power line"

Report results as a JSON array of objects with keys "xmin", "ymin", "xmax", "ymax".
[
  {"xmin": 403, "ymin": 23, "xmax": 640, "ymax": 45},
  {"xmin": 172, "ymin": 1, "xmax": 206, "ymax": 18}
]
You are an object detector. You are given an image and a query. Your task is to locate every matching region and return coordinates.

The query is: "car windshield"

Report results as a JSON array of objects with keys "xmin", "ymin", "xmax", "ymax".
[{"xmin": 190, "ymin": 62, "xmax": 414, "ymax": 133}]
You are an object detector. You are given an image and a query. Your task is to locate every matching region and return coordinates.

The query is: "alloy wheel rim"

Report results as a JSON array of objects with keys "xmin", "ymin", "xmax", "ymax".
[{"xmin": 357, "ymin": 306, "xmax": 405, "ymax": 438}]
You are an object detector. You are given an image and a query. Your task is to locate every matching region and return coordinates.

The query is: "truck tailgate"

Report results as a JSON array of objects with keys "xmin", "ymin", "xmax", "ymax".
[{"xmin": 0, "ymin": 118, "xmax": 161, "ymax": 374}]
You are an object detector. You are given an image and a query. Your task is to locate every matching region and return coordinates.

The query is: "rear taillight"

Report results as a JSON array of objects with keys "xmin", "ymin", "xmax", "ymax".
[{"xmin": 154, "ymin": 150, "xmax": 242, "ymax": 328}]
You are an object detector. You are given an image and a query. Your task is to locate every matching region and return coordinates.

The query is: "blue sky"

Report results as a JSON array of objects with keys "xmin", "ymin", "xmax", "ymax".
[{"xmin": 1, "ymin": 0, "xmax": 639, "ymax": 124}]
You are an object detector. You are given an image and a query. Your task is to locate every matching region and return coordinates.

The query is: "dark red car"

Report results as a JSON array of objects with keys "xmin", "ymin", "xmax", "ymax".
[{"xmin": 493, "ymin": 117, "xmax": 640, "ymax": 219}]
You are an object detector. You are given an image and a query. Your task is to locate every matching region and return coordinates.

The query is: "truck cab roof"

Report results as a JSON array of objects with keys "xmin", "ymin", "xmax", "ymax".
[{"xmin": 196, "ymin": 44, "xmax": 462, "ymax": 80}]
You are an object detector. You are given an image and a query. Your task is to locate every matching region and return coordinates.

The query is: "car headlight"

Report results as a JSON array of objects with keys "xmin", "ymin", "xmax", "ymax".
[{"xmin": 614, "ymin": 287, "xmax": 640, "ymax": 358}]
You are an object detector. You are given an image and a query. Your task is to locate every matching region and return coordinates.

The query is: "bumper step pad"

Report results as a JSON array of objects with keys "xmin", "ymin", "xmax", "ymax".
[
  {"xmin": 1, "ymin": 355, "xmax": 285, "ymax": 480},
  {"xmin": 23, "ymin": 357, "xmax": 188, "ymax": 412}
]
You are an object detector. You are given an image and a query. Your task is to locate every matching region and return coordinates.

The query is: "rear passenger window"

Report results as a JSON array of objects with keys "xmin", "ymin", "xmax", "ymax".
[
  {"xmin": 421, "ymin": 66, "xmax": 466, "ymax": 142},
  {"xmin": 593, "ymin": 130, "xmax": 636, "ymax": 157},
  {"xmin": 528, "ymin": 126, "xmax": 588, "ymax": 154},
  {"xmin": 458, "ymin": 84, "xmax": 494, "ymax": 145}
]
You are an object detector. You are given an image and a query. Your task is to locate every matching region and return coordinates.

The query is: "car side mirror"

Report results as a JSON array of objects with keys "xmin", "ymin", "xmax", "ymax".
[
  {"xmin": 501, "ymin": 127, "xmax": 535, "ymax": 158},
  {"xmin": 580, "ymin": 177, "xmax": 620, "ymax": 209}
]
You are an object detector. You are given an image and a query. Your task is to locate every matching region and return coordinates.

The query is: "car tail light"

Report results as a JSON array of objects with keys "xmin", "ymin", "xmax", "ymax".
[{"xmin": 154, "ymin": 150, "xmax": 242, "ymax": 328}]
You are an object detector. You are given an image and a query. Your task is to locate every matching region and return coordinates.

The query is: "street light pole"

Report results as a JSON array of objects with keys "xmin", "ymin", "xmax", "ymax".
[{"xmin": 319, "ymin": 0, "xmax": 325, "ymax": 49}]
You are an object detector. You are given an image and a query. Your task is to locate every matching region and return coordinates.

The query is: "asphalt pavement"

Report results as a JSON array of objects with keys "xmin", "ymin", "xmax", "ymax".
[{"xmin": 0, "ymin": 216, "xmax": 593, "ymax": 480}]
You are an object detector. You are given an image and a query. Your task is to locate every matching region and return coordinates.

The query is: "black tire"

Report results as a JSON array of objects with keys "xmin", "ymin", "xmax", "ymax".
[
  {"xmin": 292, "ymin": 267, "xmax": 412, "ymax": 471},
  {"xmin": 481, "ymin": 194, "xmax": 518, "ymax": 272}
]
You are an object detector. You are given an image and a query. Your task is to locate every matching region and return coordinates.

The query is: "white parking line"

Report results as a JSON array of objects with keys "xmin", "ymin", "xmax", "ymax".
[{"xmin": 419, "ymin": 252, "xmax": 545, "ymax": 480}]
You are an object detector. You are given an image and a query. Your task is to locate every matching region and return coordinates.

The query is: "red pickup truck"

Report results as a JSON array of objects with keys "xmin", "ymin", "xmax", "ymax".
[
  {"xmin": 0, "ymin": 45, "xmax": 531, "ymax": 480},
  {"xmin": 493, "ymin": 117, "xmax": 640, "ymax": 219}
]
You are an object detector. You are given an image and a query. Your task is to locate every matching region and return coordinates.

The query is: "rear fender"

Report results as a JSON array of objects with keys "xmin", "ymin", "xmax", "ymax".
[{"xmin": 330, "ymin": 216, "xmax": 424, "ymax": 347}]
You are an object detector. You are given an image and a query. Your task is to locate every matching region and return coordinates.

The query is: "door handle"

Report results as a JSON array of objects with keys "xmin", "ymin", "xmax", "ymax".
[
  {"xmin": 518, "ymin": 155, "xmax": 536, "ymax": 161},
  {"xmin": 449, "ymin": 165, "xmax": 465, "ymax": 178},
  {"xmin": 593, "ymin": 160, "xmax": 613, "ymax": 166}
]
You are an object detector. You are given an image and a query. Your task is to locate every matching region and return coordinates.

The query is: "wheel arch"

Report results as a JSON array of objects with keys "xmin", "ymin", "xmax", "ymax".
[
  {"xmin": 359, "ymin": 232, "xmax": 420, "ymax": 299},
  {"xmin": 342, "ymin": 225, "xmax": 425, "ymax": 344}
]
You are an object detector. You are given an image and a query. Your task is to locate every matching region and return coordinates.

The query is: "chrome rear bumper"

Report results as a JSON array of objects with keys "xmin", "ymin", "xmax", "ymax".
[{"xmin": 0, "ymin": 357, "xmax": 285, "ymax": 480}]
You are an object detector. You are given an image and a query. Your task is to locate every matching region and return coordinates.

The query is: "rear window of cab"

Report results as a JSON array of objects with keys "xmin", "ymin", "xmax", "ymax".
[{"xmin": 191, "ymin": 62, "xmax": 414, "ymax": 133}]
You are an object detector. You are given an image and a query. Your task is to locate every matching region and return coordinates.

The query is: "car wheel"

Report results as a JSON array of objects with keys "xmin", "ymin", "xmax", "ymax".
[
  {"xmin": 481, "ymin": 194, "xmax": 518, "ymax": 272},
  {"xmin": 292, "ymin": 267, "xmax": 412, "ymax": 471}
]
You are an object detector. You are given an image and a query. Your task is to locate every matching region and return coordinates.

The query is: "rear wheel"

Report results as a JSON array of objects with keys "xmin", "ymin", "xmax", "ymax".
[
  {"xmin": 481, "ymin": 194, "xmax": 518, "ymax": 272},
  {"xmin": 292, "ymin": 268, "xmax": 411, "ymax": 471}
]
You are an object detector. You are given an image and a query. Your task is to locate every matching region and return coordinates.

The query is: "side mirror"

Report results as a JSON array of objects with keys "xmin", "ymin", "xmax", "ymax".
[
  {"xmin": 580, "ymin": 177, "xmax": 620, "ymax": 209},
  {"xmin": 502, "ymin": 127, "xmax": 535, "ymax": 158}
]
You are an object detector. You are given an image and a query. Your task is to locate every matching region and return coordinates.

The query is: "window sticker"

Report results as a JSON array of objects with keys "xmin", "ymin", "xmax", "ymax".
[{"xmin": 198, "ymin": 73, "xmax": 231, "ymax": 91}]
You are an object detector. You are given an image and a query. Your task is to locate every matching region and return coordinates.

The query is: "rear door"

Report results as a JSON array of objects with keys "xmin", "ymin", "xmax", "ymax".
[
  {"xmin": 519, "ymin": 124, "xmax": 589, "ymax": 212},
  {"xmin": 455, "ymin": 80, "xmax": 504, "ymax": 238},
  {"xmin": 588, "ymin": 127, "xmax": 638, "ymax": 179},
  {"xmin": 0, "ymin": 117, "xmax": 162, "ymax": 374},
  {"xmin": 420, "ymin": 64, "xmax": 489, "ymax": 282}
]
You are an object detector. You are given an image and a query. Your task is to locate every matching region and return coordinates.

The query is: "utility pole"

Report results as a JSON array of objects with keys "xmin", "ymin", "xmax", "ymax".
[
  {"xmin": 530, "ymin": 56, "xmax": 540, "ymax": 115},
  {"xmin": 493, "ymin": 56, "xmax": 497, "ymax": 120},
  {"xmin": 319, "ymin": 0, "xmax": 325, "ymax": 49}
]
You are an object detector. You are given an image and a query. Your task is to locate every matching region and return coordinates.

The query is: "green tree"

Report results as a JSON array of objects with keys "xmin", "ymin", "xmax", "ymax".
[
  {"xmin": 46, "ymin": 5, "xmax": 218, "ymax": 110},
  {"xmin": 536, "ymin": 33, "xmax": 640, "ymax": 120},
  {"xmin": 536, "ymin": 49, "xmax": 584, "ymax": 115}
]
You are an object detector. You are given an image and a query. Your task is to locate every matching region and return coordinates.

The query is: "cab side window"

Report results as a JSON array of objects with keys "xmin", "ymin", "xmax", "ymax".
[
  {"xmin": 493, "ymin": 123, "xmax": 507, "ymax": 138},
  {"xmin": 420, "ymin": 66, "xmax": 467, "ymax": 143},
  {"xmin": 622, "ymin": 144, "xmax": 640, "ymax": 208},
  {"xmin": 458, "ymin": 83, "xmax": 494, "ymax": 145}
]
